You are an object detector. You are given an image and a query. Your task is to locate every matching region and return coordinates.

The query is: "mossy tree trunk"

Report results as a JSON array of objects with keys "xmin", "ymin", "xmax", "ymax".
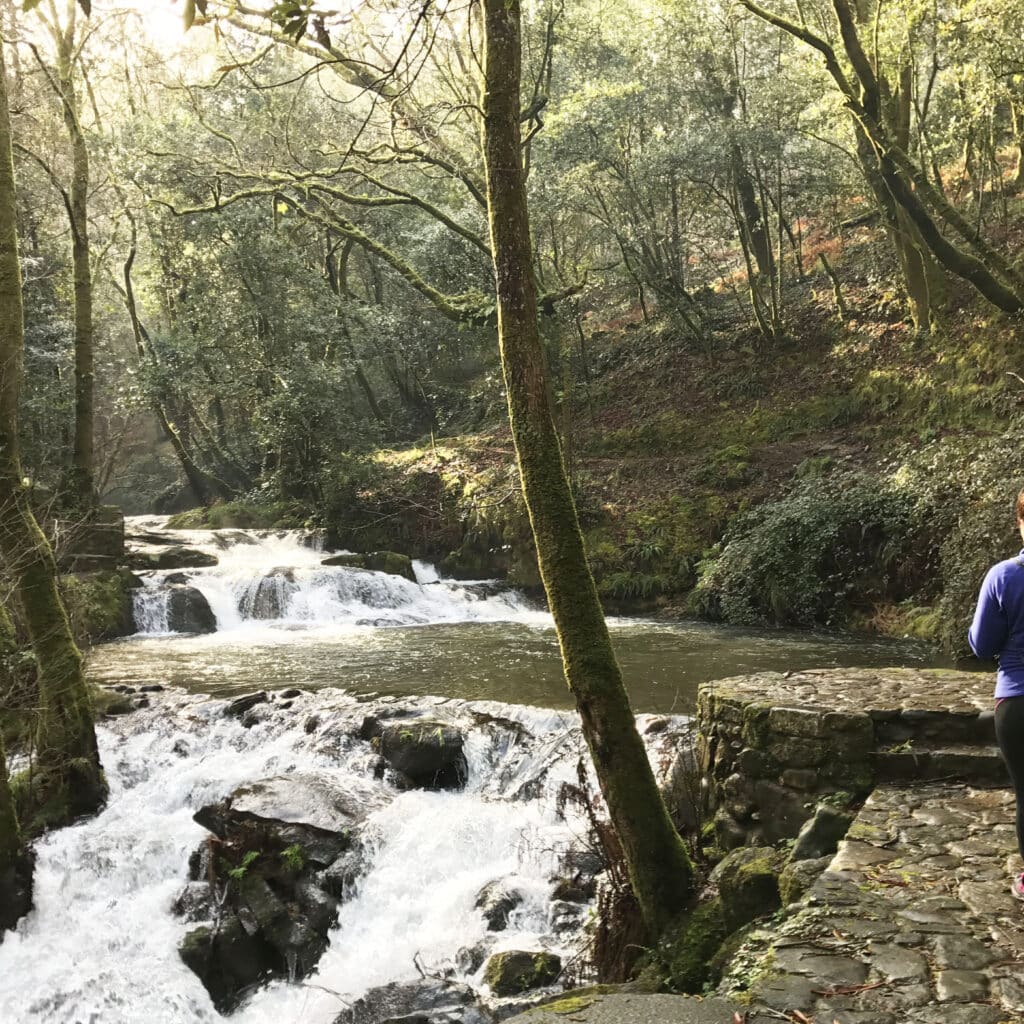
[
  {"xmin": 480, "ymin": 0, "xmax": 694, "ymax": 939},
  {"xmin": 0, "ymin": 603, "xmax": 23, "ymax": 878},
  {"xmin": 44, "ymin": 8, "xmax": 95, "ymax": 505},
  {"xmin": 0, "ymin": 37, "xmax": 105, "ymax": 826}
]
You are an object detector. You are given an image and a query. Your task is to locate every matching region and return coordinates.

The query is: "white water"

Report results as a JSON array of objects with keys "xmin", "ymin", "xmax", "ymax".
[
  {"xmin": 0, "ymin": 688, "xmax": 618, "ymax": 1024},
  {"xmin": 128, "ymin": 517, "xmax": 547, "ymax": 635}
]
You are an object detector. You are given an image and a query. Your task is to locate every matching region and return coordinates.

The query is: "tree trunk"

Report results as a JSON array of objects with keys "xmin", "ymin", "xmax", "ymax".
[
  {"xmin": 480, "ymin": 0, "xmax": 693, "ymax": 940},
  {"xmin": 0, "ymin": 37, "xmax": 105, "ymax": 826},
  {"xmin": 56, "ymin": 26, "xmax": 94, "ymax": 505},
  {"xmin": 0, "ymin": 601, "xmax": 33, "ymax": 936}
]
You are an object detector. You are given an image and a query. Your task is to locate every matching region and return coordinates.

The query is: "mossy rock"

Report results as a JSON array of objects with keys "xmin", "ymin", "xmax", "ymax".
[
  {"xmin": 322, "ymin": 551, "xmax": 416, "ymax": 582},
  {"xmin": 59, "ymin": 570, "xmax": 135, "ymax": 643},
  {"xmin": 483, "ymin": 950, "xmax": 562, "ymax": 996},
  {"xmin": 711, "ymin": 846, "xmax": 784, "ymax": 933},
  {"xmin": 659, "ymin": 898, "xmax": 728, "ymax": 992}
]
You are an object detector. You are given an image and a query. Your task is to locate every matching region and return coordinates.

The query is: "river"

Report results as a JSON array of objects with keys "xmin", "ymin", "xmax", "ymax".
[{"xmin": 0, "ymin": 520, "xmax": 945, "ymax": 1024}]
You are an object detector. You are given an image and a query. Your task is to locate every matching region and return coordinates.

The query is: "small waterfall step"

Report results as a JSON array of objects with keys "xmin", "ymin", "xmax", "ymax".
[{"xmin": 125, "ymin": 514, "xmax": 540, "ymax": 635}]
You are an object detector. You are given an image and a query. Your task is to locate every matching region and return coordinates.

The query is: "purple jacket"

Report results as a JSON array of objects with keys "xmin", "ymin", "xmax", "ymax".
[{"xmin": 969, "ymin": 550, "xmax": 1024, "ymax": 697}]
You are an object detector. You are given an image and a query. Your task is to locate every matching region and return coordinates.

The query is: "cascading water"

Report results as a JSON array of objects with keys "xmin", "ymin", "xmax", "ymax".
[
  {"xmin": 128, "ymin": 518, "xmax": 544, "ymax": 636},
  {"xmin": 0, "ymin": 685, "xmax": 679, "ymax": 1024}
]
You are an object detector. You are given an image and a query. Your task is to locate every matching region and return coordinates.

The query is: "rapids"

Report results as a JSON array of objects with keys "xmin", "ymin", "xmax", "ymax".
[{"xmin": 0, "ymin": 518, "xmax": 946, "ymax": 1022}]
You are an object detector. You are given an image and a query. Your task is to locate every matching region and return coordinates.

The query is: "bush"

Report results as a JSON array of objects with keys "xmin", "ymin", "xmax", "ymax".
[{"xmin": 691, "ymin": 471, "xmax": 931, "ymax": 628}]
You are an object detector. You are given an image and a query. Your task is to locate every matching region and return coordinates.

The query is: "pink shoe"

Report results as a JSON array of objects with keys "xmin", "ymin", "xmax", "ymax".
[{"xmin": 1013, "ymin": 873, "xmax": 1024, "ymax": 901}]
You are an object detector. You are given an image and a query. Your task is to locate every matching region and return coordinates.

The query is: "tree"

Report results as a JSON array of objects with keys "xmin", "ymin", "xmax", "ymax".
[
  {"xmin": 479, "ymin": 0, "xmax": 694, "ymax": 939},
  {"xmin": 0, "ymin": 27, "xmax": 106, "ymax": 828}
]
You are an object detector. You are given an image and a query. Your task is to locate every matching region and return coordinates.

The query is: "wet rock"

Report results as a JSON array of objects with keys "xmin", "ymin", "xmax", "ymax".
[
  {"xmin": 334, "ymin": 978, "xmax": 491, "ymax": 1024},
  {"xmin": 139, "ymin": 684, "xmax": 165, "ymax": 693},
  {"xmin": 320, "ymin": 846, "xmax": 368, "ymax": 899},
  {"xmin": 0, "ymin": 850, "xmax": 34, "ymax": 938},
  {"xmin": 166, "ymin": 586, "xmax": 217, "ymax": 634},
  {"xmin": 240, "ymin": 570, "xmax": 296, "ymax": 620},
  {"xmin": 280, "ymin": 688, "xmax": 303, "ymax": 699},
  {"xmin": 178, "ymin": 917, "xmax": 276, "ymax": 1013},
  {"xmin": 194, "ymin": 775, "xmax": 361, "ymax": 868},
  {"xmin": 378, "ymin": 721, "xmax": 467, "ymax": 790},
  {"xmin": 475, "ymin": 880, "xmax": 524, "ymax": 931},
  {"xmin": 790, "ymin": 803, "xmax": 854, "ymax": 861},
  {"xmin": 456, "ymin": 943, "xmax": 489, "ymax": 974},
  {"xmin": 550, "ymin": 877, "xmax": 594, "ymax": 903},
  {"xmin": 225, "ymin": 692, "xmax": 269, "ymax": 718},
  {"xmin": 483, "ymin": 949, "xmax": 561, "ymax": 996},
  {"xmin": 179, "ymin": 775, "xmax": 364, "ymax": 1009},
  {"xmin": 129, "ymin": 545, "xmax": 219, "ymax": 571},
  {"xmin": 172, "ymin": 881, "xmax": 215, "ymax": 923},
  {"xmin": 322, "ymin": 550, "xmax": 417, "ymax": 582}
]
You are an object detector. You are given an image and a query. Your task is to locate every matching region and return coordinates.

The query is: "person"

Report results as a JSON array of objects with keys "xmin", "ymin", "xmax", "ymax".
[{"xmin": 969, "ymin": 488, "xmax": 1024, "ymax": 900}]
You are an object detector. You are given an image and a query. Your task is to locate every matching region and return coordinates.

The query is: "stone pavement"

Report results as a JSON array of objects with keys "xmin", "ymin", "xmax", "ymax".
[
  {"xmin": 719, "ymin": 783, "xmax": 1024, "ymax": 1023},
  {"xmin": 504, "ymin": 993, "xmax": 744, "ymax": 1023}
]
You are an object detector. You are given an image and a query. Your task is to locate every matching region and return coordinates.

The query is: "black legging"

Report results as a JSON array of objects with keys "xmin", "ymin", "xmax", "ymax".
[{"xmin": 995, "ymin": 696, "xmax": 1024, "ymax": 860}]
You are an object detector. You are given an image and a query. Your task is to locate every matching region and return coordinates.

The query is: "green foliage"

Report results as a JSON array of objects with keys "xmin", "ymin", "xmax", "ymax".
[
  {"xmin": 226, "ymin": 850, "xmax": 260, "ymax": 882},
  {"xmin": 692, "ymin": 472, "xmax": 930, "ymax": 628},
  {"xmin": 280, "ymin": 843, "xmax": 305, "ymax": 873}
]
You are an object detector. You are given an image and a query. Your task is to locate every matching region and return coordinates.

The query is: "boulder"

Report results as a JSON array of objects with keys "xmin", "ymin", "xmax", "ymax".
[
  {"xmin": 193, "ymin": 775, "xmax": 361, "ymax": 868},
  {"xmin": 377, "ymin": 721, "xmax": 467, "ymax": 790},
  {"xmin": 475, "ymin": 880, "xmax": 524, "ymax": 931},
  {"xmin": 166, "ymin": 586, "xmax": 217, "ymax": 634},
  {"xmin": 179, "ymin": 775, "xmax": 369, "ymax": 1008},
  {"xmin": 789, "ymin": 803, "xmax": 855, "ymax": 862},
  {"xmin": 711, "ymin": 845, "xmax": 783, "ymax": 933},
  {"xmin": 483, "ymin": 950, "xmax": 561, "ymax": 997},
  {"xmin": 0, "ymin": 851, "xmax": 34, "ymax": 939},
  {"xmin": 128, "ymin": 545, "xmax": 219, "ymax": 570},
  {"xmin": 322, "ymin": 550, "xmax": 416, "ymax": 582},
  {"xmin": 334, "ymin": 979, "xmax": 491, "ymax": 1024},
  {"xmin": 178, "ymin": 918, "xmax": 276, "ymax": 1013}
]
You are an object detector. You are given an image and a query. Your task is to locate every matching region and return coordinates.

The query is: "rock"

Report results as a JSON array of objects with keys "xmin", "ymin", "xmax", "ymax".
[
  {"xmin": 322, "ymin": 551, "xmax": 417, "ymax": 582},
  {"xmin": 0, "ymin": 851, "xmax": 34, "ymax": 938},
  {"xmin": 225, "ymin": 692, "xmax": 269, "ymax": 718},
  {"xmin": 334, "ymin": 979, "xmax": 490, "ymax": 1024},
  {"xmin": 378, "ymin": 721, "xmax": 467, "ymax": 790},
  {"xmin": 778, "ymin": 856, "xmax": 831, "ymax": 905},
  {"xmin": 474, "ymin": 880, "xmax": 524, "ymax": 931},
  {"xmin": 280, "ymin": 688, "xmax": 303, "ymax": 699},
  {"xmin": 179, "ymin": 776, "xmax": 365, "ymax": 1009},
  {"xmin": 551, "ymin": 877, "xmax": 594, "ymax": 903},
  {"xmin": 193, "ymin": 775, "xmax": 361, "ymax": 868},
  {"xmin": 483, "ymin": 950, "xmax": 561, "ymax": 997},
  {"xmin": 456, "ymin": 943, "xmax": 489, "ymax": 974},
  {"xmin": 711, "ymin": 846, "xmax": 783, "ymax": 932},
  {"xmin": 178, "ymin": 917, "xmax": 276, "ymax": 1012},
  {"xmin": 172, "ymin": 881, "xmax": 215, "ymax": 923},
  {"xmin": 320, "ymin": 846, "xmax": 368, "ymax": 899},
  {"xmin": 789, "ymin": 803, "xmax": 854, "ymax": 861},
  {"xmin": 128, "ymin": 545, "xmax": 218, "ymax": 570},
  {"xmin": 239, "ymin": 570, "xmax": 296, "ymax": 620},
  {"xmin": 166, "ymin": 586, "xmax": 217, "ymax": 634}
]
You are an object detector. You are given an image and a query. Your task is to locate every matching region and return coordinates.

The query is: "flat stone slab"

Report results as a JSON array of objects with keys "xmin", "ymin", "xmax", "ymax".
[
  {"xmin": 504, "ymin": 993, "xmax": 744, "ymax": 1023},
  {"xmin": 719, "ymin": 783, "xmax": 1024, "ymax": 1024},
  {"xmin": 705, "ymin": 667, "xmax": 993, "ymax": 716}
]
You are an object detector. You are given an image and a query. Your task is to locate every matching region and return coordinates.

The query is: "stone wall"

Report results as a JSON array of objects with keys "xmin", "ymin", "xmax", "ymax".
[{"xmin": 697, "ymin": 668, "xmax": 1004, "ymax": 850}]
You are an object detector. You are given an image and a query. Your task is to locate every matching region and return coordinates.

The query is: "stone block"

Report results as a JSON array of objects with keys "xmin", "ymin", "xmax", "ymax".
[
  {"xmin": 766, "ymin": 734, "xmax": 828, "ymax": 768},
  {"xmin": 737, "ymin": 747, "xmax": 777, "ymax": 778},
  {"xmin": 752, "ymin": 780, "xmax": 812, "ymax": 842},
  {"xmin": 780, "ymin": 768, "xmax": 819, "ymax": 791},
  {"xmin": 768, "ymin": 706, "xmax": 826, "ymax": 738}
]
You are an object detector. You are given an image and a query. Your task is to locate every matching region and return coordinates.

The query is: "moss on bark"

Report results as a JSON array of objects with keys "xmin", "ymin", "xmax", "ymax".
[{"xmin": 481, "ymin": 0, "xmax": 693, "ymax": 940}]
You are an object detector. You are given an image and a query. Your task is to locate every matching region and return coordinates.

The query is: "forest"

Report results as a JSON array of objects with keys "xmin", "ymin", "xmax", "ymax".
[{"xmin": 2, "ymin": 0, "xmax": 1024, "ymax": 1022}]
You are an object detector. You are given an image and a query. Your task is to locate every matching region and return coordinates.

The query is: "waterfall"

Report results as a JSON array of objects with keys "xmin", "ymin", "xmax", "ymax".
[
  {"xmin": 0, "ymin": 686, "xmax": 642, "ymax": 1024},
  {"xmin": 128, "ymin": 518, "xmax": 543, "ymax": 636}
]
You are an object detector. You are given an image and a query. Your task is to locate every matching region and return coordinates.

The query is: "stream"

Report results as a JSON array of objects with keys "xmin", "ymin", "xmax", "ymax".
[{"xmin": 0, "ymin": 519, "xmax": 945, "ymax": 1024}]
